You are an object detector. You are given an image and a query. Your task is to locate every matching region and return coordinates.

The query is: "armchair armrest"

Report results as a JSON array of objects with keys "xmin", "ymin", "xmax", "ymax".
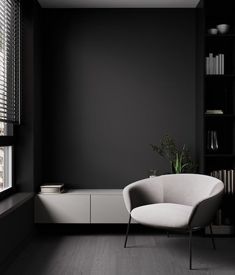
[
  {"xmin": 123, "ymin": 177, "xmax": 163, "ymax": 213},
  {"xmin": 188, "ymin": 191, "xmax": 224, "ymax": 228}
]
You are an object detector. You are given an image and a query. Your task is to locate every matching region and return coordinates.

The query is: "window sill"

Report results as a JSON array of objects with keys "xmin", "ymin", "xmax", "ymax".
[{"xmin": 0, "ymin": 192, "xmax": 34, "ymax": 219}]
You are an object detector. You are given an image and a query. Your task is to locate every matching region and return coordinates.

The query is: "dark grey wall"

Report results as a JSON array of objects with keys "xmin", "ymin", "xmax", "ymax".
[{"xmin": 42, "ymin": 9, "xmax": 196, "ymax": 189}]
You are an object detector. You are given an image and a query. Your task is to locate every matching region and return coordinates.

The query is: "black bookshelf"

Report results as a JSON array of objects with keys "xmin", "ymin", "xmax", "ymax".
[{"xmin": 201, "ymin": 0, "xmax": 235, "ymax": 234}]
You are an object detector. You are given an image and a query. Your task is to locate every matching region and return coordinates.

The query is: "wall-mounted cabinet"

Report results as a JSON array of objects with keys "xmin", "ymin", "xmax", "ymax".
[{"xmin": 35, "ymin": 189, "xmax": 130, "ymax": 224}]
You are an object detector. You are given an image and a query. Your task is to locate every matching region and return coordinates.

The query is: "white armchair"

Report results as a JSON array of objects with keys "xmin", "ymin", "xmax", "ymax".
[{"xmin": 123, "ymin": 174, "xmax": 224, "ymax": 269}]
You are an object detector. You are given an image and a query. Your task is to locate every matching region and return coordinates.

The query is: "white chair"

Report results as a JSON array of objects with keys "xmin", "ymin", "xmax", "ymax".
[{"xmin": 123, "ymin": 174, "xmax": 224, "ymax": 269}]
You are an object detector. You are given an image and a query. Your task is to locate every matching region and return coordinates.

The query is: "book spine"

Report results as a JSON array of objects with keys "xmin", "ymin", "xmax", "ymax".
[
  {"xmin": 219, "ymin": 54, "xmax": 221, "ymax": 74},
  {"xmin": 206, "ymin": 57, "xmax": 209, "ymax": 75},
  {"xmin": 231, "ymin": 170, "xmax": 234, "ymax": 194},
  {"xmin": 214, "ymin": 56, "xmax": 216, "ymax": 74},
  {"xmin": 216, "ymin": 55, "xmax": 219, "ymax": 74},
  {"xmin": 223, "ymin": 170, "xmax": 227, "ymax": 194},
  {"xmin": 209, "ymin": 53, "xmax": 213, "ymax": 75},
  {"xmin": 222, "ymin": 54, "xmax": 224, "ymax": 74},
  {"xmin": 212, "ymin": 57, "xmax": 214, "ymax": 74},
  {"xmin": 228, "ymin": 170, "xmax": 231, "ymax": 194},
  {"xmin": 40, "ymin": 187, "xmax": 63, "ymax": 193}
]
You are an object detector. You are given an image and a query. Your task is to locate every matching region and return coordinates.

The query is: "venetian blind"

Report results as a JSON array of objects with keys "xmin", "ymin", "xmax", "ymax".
[{"xmin": 0, "ymin": 0, "xmax": 20, "ymax": 124}]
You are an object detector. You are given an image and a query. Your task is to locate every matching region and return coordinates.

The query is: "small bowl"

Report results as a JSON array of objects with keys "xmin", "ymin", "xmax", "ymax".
[
  {"xmin": 208, "ymin": 28, "xmax": 218, "ymax": 35},
  {"xmin": 216, "ymin": 24, "xmax": 230, "ymax": 34}
]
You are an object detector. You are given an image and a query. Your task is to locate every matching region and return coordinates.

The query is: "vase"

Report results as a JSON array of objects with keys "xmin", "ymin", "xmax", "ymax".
[{"xmin": 207, "ymin": 130, "xmax": 219, "ymax": 152}]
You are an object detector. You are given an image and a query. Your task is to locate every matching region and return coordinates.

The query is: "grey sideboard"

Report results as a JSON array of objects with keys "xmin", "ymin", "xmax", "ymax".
[{"xmin": 35, "ymin": 189, "xmax": 131, "ymax": 224}]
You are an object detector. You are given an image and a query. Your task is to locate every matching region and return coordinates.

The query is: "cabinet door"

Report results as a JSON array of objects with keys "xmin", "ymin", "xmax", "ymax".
[
  {"xmin": 91, "ymin": 194, "xmax": 129, "ymax": 223},
  {"xmin": 35, "ymin": 194, "xmax": 90, "ymax": 223}
]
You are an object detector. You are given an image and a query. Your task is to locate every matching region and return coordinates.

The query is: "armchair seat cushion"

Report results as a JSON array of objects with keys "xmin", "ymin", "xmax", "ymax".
[{"xmin": 131, "ymin": 203, "xmax": 193, "ymax": 229}]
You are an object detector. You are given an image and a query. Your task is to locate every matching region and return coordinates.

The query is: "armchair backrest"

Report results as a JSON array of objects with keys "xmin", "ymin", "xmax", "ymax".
[
  {"xmin": 162, "ymin": 174, "xmax": 224, "ymax": 206},
  {"xmin": 123, "ymin": 174, "xmax": 224, "ymax": 214}
]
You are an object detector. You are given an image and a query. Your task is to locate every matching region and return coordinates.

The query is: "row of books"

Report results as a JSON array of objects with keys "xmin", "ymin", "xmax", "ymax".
[
  {"xmin": 210, "ymin": 169, "xmax": 235, "ymax": 194},
  {"xmin": 205, "ymin": 53, "xmax": 224, "ymax": 75}
]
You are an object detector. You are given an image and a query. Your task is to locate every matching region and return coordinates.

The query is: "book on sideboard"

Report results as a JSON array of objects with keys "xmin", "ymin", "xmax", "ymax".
[{"xmin": 40, "ymin": 183, "xmax": 65, "ymax": 194}]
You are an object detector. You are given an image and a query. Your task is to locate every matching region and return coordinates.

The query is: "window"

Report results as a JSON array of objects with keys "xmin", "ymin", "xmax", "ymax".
[
  {"xmin": 0, "ymin": 146, "xmax": 12, "ymax": 191},
  {"xmin": 0, "ymin": 0, "xmax": 20, "ymax": 195}
]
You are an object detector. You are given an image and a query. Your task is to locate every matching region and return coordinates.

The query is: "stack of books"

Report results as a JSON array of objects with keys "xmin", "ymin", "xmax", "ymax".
[
  {"xmin": 210, "ymin": 169, "xmax": 234, "ymax": 194},
  {"xmin": 206, "ymin": 53, "xmax": 224, "ymax": 75},
  {"xmin": 40, "ymin": 183, "xmax": 64, "ymax": 194}
]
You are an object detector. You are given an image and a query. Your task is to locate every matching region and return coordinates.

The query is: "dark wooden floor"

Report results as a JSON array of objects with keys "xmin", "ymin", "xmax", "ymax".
[{"xmin": 3, "ymin": 233, "xmax": 235, "ymax": 275}]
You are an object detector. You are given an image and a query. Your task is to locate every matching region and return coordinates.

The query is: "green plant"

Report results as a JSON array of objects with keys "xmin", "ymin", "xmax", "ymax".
[{"xmin": 150, "ymin": 135, "xmax": 196, "ymax": 174}]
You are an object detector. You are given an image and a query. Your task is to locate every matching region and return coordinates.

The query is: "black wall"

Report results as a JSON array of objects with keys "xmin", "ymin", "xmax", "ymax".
[
  {"xmin": 15, "ymin": 0, "xmax": 42, "ymax": 192},
  {"xmin": 0, "ymin": 0, "xmax": 41, "ymax": 268},
  {"xmin": 42, "ymin": 9, "xmax": 196, "ymax": 189},
  {"xmin": 0, "ymin": 199, "xmax": 34, "ymax": 271}
]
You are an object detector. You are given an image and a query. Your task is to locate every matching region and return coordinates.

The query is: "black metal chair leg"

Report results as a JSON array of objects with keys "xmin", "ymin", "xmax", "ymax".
[
  {"xmin": 189, "ymin": 228, "xmax": 193, "ymax": 270},
  {"xmin": 124, "ymin": 214, "xmax": 131, "ymax": 248},
  {"xmin": 209, "ymin": 224, "xmax": 216, "ymax": 250}
]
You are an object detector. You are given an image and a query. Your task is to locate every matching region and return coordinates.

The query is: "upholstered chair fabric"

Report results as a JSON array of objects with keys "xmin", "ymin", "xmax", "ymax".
[{"xmin": 123, "ymin": 174, "xmax": 224, "ymax": 229}]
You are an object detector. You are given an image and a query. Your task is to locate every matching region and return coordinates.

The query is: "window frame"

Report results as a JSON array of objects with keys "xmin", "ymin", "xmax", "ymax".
[
  {"xmin": 0, "ymin": 0, "xmax": 21, "ymax": 200},
  {"xmin": 0, "ymin": 136, "xmax": 15, "ymax": 200}
]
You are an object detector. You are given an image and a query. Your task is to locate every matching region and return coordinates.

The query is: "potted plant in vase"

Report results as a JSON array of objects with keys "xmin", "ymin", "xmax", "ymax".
[{"xmin": 150, "ymin": 135, "xmax": 196, "ymax": 174}]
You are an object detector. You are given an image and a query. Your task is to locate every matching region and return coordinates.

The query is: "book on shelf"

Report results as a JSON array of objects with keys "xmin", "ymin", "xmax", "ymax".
[
  {"xmin": 231, "ymin": 171, "xmax": 233, "ymax": 193},
  {"xmin": 205, "ymin": 53, "xmax": 224, "ymax": 75},
  {"xmin": 40, "ymin": 183, "xmax": 65, "ymax": 194},
  {"xmin": 223, "ymin": 170, "xmax": 227, "ymax": 192},
  {"xmin": 228, "ymin": 171, "xmax": 231, "ymax": 194},
  {"xmin": 205, "ymin": 109, "xmax": 223, "ymax": 114}
]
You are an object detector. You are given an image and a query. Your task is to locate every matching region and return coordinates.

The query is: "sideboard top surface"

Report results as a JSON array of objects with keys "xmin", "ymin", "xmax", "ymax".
[{"xmin": 38, "ymin": 189, "xmax": 123, "ymax": 195}]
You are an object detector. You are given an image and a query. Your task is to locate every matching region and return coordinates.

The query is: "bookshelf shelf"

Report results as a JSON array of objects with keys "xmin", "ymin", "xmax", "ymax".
[
  {"xmin": 205, "ymin": 74, "xmax": 235, "ymax": 78},
  {"xmin": 205, "ymin": 154, "xmax": 235, "ymax": 158},
  {"xmin": 206, "ymin": 34, "xmax": 235, "ymax": 39},
  {"xmin": 204, "ymin": 114, "xmax": 235, "ymax": 118}
]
